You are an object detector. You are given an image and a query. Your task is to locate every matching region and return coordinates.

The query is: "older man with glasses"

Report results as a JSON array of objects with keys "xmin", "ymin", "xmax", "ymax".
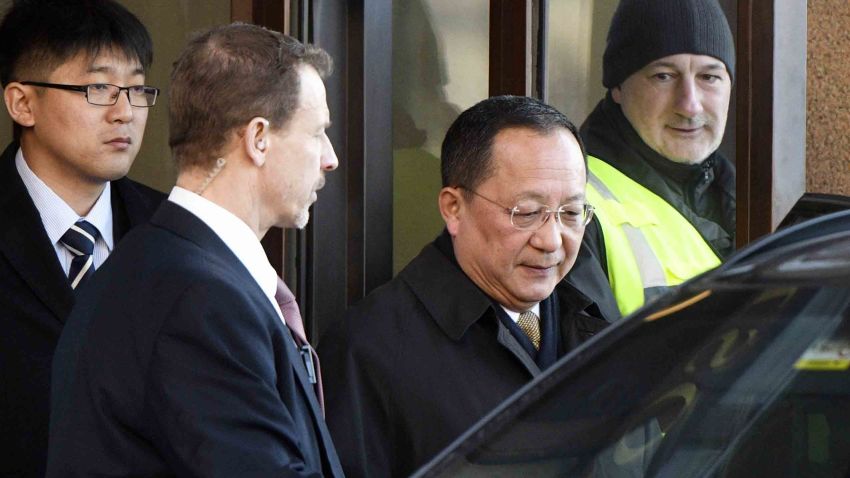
[{"xmin": 320, "ymin": 95, "xmax": 609, "ymax": 478}]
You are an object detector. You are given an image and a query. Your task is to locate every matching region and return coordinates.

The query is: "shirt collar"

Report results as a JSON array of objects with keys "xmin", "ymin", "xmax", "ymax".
[
  {"xmin": 15, "ymin": 148, "xmax": 113, "ymax": 249},
  {"xmin": 500, "ymin": 303, "xmax": 541, "ymax": 324},
  {"xmin": 401, "ymin": 230, "xmax": 550, "ymax": 340},
  {"xmin": 167, "ymin": 186, "xmax": 277, "ymax": 302}
]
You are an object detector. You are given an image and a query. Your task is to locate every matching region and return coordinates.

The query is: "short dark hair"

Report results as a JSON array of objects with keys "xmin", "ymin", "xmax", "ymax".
[
  {"xmin": 0, "ymin": 0, "xmax": 153, "ymax": 86},
  {"xmin": 441, "ymin": 95, "xmax": 586, "ymax": 191},
  {"xmin": 169, "ymin": 23, "xmax": 332, "ymax": 170}
]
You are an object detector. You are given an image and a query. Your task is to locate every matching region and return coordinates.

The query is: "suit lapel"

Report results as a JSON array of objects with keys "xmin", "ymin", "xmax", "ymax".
[
  {"xmin": 279, "ymin": 327, "xmax": 343, "ymax": 474},
  {"xmin": 0, "ymin": 143, "xmax": 73, "ymax": 322},
  {"xmin": 496, "ymin": 321, "xmax": 541, "ymax": 377},
  {"xmin": 402, "ymin": 236, "xmax": 542, "ymax": 380},
  {"xmin": 110, "ymin": 177, "xmax": 161, "ymax": 241},
  {"xmin": 152, "ymin": 201, "xmax": 341, "ymax": 474}
]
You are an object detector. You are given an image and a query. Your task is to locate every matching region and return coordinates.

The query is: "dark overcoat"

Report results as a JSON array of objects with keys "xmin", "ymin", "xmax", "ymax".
[
  {"xmin": 320, "ymin": 232, "xmax": 611, "ymax": 477},
  {"xmin": 0, "ymin": 142, "xmax": 163, "ymax": 478}
]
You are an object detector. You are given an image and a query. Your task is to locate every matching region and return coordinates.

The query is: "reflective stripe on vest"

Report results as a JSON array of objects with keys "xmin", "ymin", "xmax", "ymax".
[{"xmin": 586, "ymin": 156, "xmax": 721, "ymax": 316}]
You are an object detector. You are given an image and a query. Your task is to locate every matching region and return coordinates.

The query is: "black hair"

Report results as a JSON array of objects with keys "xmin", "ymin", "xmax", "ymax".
[
  {"xmin": 0, "ymin": 0, "xmax": 153, "ymax": 86},
  {"xmin": 440, "ymin": 95, "xmax": 586, "ymax": 190}
]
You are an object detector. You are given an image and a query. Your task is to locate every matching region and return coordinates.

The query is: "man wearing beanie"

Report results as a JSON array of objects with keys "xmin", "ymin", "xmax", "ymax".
[{"xmin": 570, "ymin": 0, "xmax": 736, "ymax": 317}]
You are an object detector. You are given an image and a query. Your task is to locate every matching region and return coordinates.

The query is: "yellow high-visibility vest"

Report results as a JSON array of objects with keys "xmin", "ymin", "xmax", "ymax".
[{"xmin": 586, "ymin": 155, "xmax": 721, "ymax": 316}]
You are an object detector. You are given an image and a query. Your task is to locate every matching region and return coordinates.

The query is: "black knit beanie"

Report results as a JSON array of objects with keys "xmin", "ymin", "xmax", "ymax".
[{"xmin": 602, "ymin": 0, "xmax": 735, "ymax": 88}]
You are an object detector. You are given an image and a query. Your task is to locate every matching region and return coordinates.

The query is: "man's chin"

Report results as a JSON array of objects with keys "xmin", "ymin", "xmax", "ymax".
[
  {"xmin": 661, "ymin": 150, "xmax": 712, "ymax": 165},
  {"xmin": 658, "ymin": 141, "xmax": 718, "ymax": 165},
  {"xmin": 87, "ymin": 168, "xmax": 131, "ymax": 185},
  {"xmin": 515, "ymin": 285, "xmax": 557, "ymax": 306},
  {"xmin": 292, "ymin": 210, "xmax": 310, "ymax": 230}
]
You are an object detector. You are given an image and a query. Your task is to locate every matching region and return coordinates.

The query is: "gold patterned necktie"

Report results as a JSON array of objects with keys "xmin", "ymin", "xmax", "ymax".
[{"xmin": 517, "ymin": 310, "xmax": 541, "ymax": 350}]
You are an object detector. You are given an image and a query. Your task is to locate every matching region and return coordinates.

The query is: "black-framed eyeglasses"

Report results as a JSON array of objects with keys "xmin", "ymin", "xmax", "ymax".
[
  {"xmin": 20, "ymin": 81, "xmax": 159, "ymax": 107},
  {"xmin": 461, "ymin": 187, "xmax": 595, "ymax": 231}
]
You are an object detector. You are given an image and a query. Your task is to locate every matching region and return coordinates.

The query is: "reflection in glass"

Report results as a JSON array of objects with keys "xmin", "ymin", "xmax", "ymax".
[
  {"xmin": 545, "ymin": 0, "xmax": 615, "ymax": 127},
  {"xmin": 122, "ymin": 0, "xmax": 231, "ymax": 192},
  {"xmin": 392, "ymin": 0, "xmax": 489, "ymax": 274}
]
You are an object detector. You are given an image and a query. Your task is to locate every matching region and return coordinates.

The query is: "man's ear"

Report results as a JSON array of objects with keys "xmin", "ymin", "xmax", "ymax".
[
  {"xmin": 4, "ymin": 83, "xmax": 36, "ymax": 127},
  {"xmin": 244, "ymin": 117, "xmax": 271, "ymax": 167},
  {"xmin": 611, "ymin": 86, "xmax": 622, "ymax": 104},
  {"xmin": 438, "ymin": 186, "xmax": 464, "ymax": 236}
]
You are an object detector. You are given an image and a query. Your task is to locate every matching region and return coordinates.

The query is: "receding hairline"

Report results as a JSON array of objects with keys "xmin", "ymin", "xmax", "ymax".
[
  {"xmin": 489, "ymin": 123, "xmax": 583, "ymax": 156},
  {"xmin": 265, "ymin": 63, "xmax": 332, "ymax": 135},
  {"xmin": 483, "ymin": 125, "xmax": 586, "ymax": 182},
  {"xmin": 167, "ymin": 24, "xmax": 333, "ymax": 169}
]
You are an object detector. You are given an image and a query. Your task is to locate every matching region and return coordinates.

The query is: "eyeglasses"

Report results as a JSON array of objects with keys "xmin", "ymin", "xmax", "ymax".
[
  {"xmin": 20, "ymin": 81, "xmax": 159, "ymax": 107},
  {"xmin": 462, "ymin": 187, "xmax": 594, "ymax": 231}
]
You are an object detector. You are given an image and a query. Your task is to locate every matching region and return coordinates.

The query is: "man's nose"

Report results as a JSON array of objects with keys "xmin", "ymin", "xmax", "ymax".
[
  {"xmin": 674, "ymin": 77, "xmax": 703, "ymax": 118},
  {"xmin": 530, "ymin": 213, "xmax": 564, "ymax": 253},
  {"xmin": 322, "ymin": 135, "xmax": 338, "ymax": 171},
  {"xmin": 107, "ymin": 89, "xmax": 134, "ymax": 123}
]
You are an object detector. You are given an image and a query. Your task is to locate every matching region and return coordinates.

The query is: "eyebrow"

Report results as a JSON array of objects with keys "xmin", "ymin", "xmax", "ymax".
[
  {"xmin": 86, "ymin": 64, "xmax": 145, "ymax": 76},
  {"xmin": 517, "ymin": 192, "xmax": 586, "ymax": 204},
  {"xmin": 648, "ymin": 60, "xmax": 726, "ymax": 72},
  {"xmin": 561, "ymin": 193, "xmax": 587, "ymax": 203}
]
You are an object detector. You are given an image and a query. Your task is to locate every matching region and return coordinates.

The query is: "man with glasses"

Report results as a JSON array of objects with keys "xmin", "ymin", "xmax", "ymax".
[
  {"xmin": 320, "ymin": 95, "xmax": 608, "ymax": 477},
  {"xmin": 0, "ymin": 1, "xmax": 162, "ymax": 476}
]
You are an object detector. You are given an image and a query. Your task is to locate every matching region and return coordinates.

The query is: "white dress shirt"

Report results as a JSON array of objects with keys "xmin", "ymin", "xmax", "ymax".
[
  {"xmin": 168, "ymin": 186, "xmax": 285, "ymax": 322},
  {"xmin": 16, "ymin": 148, "xmax": 114, "ymax": 276},
  {"xmin": 501, "ymin": 302, "xmax": 541, "ymax": 323}
]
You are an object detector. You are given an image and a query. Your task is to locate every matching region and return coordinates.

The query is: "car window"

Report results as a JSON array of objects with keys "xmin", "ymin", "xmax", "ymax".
[{"xmin": 416, "ymin": 284, "xmax": 850, "ymax": 478}]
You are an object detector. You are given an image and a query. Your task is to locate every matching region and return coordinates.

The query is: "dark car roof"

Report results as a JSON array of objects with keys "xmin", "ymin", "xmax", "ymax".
[{"xmin": 722, "ymin": 209, "xmax": 850, "ymax": 269}]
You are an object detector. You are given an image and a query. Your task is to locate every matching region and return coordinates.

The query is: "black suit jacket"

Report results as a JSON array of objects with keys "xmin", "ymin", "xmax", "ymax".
[
  {"xmin": 47, "ymin": 201, "xmax": 343, "ymax": 477},
  {"xmin": 0, "ymin": 142, "xmax": 163, "ymax": 478},
  {"xmin": 319, "ymin": 231, "xmax": 610, "ymax": 477}
]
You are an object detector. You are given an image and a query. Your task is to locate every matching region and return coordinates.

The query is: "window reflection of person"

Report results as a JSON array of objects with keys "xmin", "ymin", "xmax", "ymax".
[{"xmin": 392, "ymin": 0, "xmax": 464, "ymax": 273}]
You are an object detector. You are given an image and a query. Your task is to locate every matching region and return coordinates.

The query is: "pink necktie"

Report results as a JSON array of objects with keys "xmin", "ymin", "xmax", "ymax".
[{"xmin": 275, "ymin": 277, "xmax": 324, "ymax": 415}]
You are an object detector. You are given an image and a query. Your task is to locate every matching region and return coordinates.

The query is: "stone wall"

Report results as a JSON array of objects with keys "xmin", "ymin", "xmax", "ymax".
[{"xmin": 808, "ymin": 0, "xmax": 850, "ymax": 195}]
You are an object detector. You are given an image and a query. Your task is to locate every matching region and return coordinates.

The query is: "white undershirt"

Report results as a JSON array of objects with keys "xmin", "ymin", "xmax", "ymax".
[
  {"xmin": 16, "ymin": 148, "xmax": 114, "ymax": 276},
  {"xmin": 500, "ymin": 302, "xmax": 541, "ymax": 323}
]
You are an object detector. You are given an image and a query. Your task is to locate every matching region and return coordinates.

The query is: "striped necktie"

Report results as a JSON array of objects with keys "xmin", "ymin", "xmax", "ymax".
[
  {"xmin": 59, "ymin": 220, "xmax": 100, "ymax": 289},
  {"xmin": 517, "ymin": 310, "xmax": 541, "ymax": 350}
]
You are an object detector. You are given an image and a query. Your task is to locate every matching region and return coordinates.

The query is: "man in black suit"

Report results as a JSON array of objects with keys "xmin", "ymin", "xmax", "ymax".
[
  {"xmin": 0, "ymin": 1, "xmax": 162, "ymax": 476},
  {"xmin": 320, "ymin": 96, "xmax": 610, "ymax": 477},
  {"xmin": 48, "ymin": 23, "xmax": 342, "ymax": 477}
]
